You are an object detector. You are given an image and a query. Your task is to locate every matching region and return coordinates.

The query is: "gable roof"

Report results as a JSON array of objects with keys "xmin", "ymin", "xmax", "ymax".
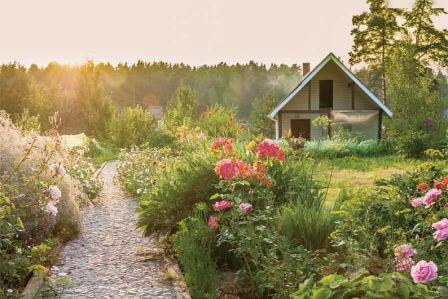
[{"xmin": 268, "ymin": 53, "xmax": 393, "ymax": 119}]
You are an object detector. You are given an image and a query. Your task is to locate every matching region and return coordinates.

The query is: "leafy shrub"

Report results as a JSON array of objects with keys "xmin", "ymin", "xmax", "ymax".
[
  {"xmin": 304, "ymin": 139, "xmax": 381, "ymax": 158},
  {"xmin": 198, "ymin": 105, "xmax": 243, "ymax": 138},
  {"xmin": 137, "ymin": 144, "xmax": 218, "ymax": 235},
  {"xmin": 108, "ymin": 105, "xmax": 156, "ymax": 148},
  {"xmin": 171, "ymin": 207, "xmax": 218, "ymax": 299},
  {"xmin": 291, "ymin": 271, "xmax": 438, "ymax": 299}
]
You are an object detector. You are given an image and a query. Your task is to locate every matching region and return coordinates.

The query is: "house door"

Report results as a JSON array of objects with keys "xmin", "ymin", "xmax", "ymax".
[
  {"xmin": 319, "ymin": 80, "xmax": 333, "ymax": 109},
  {"xmin": 291, "ymin": 119, "xmax": 311, "ymax": 140}
]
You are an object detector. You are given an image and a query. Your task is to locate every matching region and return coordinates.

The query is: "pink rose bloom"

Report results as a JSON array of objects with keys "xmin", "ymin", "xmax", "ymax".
[
  {"xmin": 212, "ymin": 200, "xmax": 232, "ymax": 212},
  {"xmin": 214, "ymin": 159, "xmax": 239, "ymax": 180},
  {"xmin": 394, "ymin": 244, "xmax": 417, "ymax": 258},
  {"xmin": 48, "ymin": 185, "xmax": 62, "ymax": 201},
  {"xmin": 410, "ymin": 197, "xmax": 424, "ymax": 207},
  {"xmin": 422, "ymin": 188, "xmax": 441, "ymax": 208},
  {"xmin": 432, "ymin": 218, "xmax": 448, "ymax": 241},
  {"xmin": 411, "ymin": 260, "xmax": 438, "ymax": 284},
  {"xmin": 238, "ymin": 203, "xmax": 253, "ymax": 214},
  {"xmin": 208, "ymin": 215, "xmax": 218, "ymax": 229}
]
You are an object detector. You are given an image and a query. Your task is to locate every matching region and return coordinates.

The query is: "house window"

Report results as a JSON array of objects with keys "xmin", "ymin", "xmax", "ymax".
[
  {"xmin": 319, "ymin": 80, "xmax": 333, "ymax": 109},
  {"xmin": 290, "ymin": 119, "xmax": 311, "ymax": 140}
]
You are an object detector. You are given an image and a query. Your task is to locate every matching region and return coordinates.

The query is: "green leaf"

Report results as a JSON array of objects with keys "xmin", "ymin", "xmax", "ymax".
[
  {"xmin": 312, "ymin": 288, "xmax": 332, "ymax": 299},
  {"xmin": 319, "ymin": 274, "xmax": 347, "ymax": 288}
]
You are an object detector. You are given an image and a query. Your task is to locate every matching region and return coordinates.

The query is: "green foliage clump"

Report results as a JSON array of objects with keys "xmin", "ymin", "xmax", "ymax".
[
  {"xmin": 198, "ymin": 105, "xmax": 243, "ymax": 138},
  {"xmin": 137, "ymin": 145, "xmax": 218, "ymax": 235},
  {"xmin": 304, "ymin": 139, "xmax": 381, "ymax": 158},
  {"xmin": 171, "ymin": 207, "xmax": 218, "ymax": 299},
  {"xmin": 108, "ymin": 106, "xmax": 156, "ymax": 148},
  {"xmin": 291, "ymin": 272, "xmax": 436, "ymax": 299}
]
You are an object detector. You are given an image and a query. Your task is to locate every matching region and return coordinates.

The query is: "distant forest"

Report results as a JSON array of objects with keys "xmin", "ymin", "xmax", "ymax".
[{"xmin": 0, "ymin": 61, "xmax": 302, "ymax": 133}]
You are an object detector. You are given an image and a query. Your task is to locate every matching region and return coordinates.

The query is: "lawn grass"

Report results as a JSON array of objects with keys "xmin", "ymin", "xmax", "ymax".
[
  {"xmin": 314, "ymin": 155, "xmax": 426, "ymax": 205},
  {"xmin": 87, "ymin": 139, "xmax": 119, "ymax": 166}
]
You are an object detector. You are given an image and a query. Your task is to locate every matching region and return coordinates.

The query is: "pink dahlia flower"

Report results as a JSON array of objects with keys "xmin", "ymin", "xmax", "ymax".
[
  {"xmin": 422, "ymin": 188, "xmax": 441, "ymax": 208},
  {"xmin": 208, "ymin": 215, "xmax": 219, "ymax": 229},
  {"xmin": 256, "ymin": 140, "xmax": 285, "ymax": 161},
  {"xmin": 238, "ymin": 203, "xmax": 253, "ymax": 214},
  {"xmin": 411, "ymin": 260, "xmax": 438, "ymax": 284},
  {"xmin": 432, "ymin": 218, "xmax": 448, "ymax": 241},
  {"xmin": 213, "ymin": 200, "xmax": 232, "ymax": 212}
]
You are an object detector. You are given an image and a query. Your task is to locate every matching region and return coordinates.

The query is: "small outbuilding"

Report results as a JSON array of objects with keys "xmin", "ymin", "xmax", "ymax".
[{"xmin": 269, "ymin": 53, "xmax": 393, "ymax": 140}]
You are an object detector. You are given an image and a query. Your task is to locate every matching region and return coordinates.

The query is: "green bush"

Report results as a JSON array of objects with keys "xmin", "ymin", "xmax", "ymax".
[
  {"xmin": 198, "ymin": 105, "xmax": 243, "ymax": 138},
  {"xmin": 171, "ymin": 207, "xmax": 218, "ymax": 299},
  {"xmin": 303, "ymin": 139, "xmax": 381, "ymax": 158},
  {"xmin": 108, "ymin": 105, "xmax": 156, "ymax": 148},
  {"xmin": 137, "ymin": 145, "xmax": 218, "ymax": 235}
]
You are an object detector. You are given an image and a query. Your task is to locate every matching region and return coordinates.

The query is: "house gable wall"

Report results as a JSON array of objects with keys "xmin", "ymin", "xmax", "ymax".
[{"xmin": 284, "ymin": 60, "xmax": 377, "ymax": 111}]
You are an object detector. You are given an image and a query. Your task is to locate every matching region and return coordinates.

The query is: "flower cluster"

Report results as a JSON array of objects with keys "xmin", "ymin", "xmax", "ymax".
[
  {"xmin": 213, "ymin": 200, "xmax": 232, "ymax": 212},
  {"xmin": 210, "ymin": 137, "xmax": 234, "ymax": 155},
  {"xmin": 432, "ymin": 218, "xmax": 448, "ymax": 241},
  {"xmin": 256, "ymin": 140, "xmax": 285, "ymax": 161}
]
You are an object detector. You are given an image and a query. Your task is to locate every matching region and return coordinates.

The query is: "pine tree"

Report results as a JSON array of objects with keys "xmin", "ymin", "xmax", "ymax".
[
  {"xmin": 249, "ymin": 90, "xmax": 279, "ymax": 137},
  {"xmin": 349, "ymin": 0, "xmax": 403, "ymax": 104},
  {"xmin": 404, "ymin": 0, "xmax": 448, "ymax": 67}
]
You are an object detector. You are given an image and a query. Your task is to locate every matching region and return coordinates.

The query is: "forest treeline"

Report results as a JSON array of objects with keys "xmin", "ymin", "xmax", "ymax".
[{"xmin": 0, "ymin": 61, "xmax": 301, "ymax": 133}]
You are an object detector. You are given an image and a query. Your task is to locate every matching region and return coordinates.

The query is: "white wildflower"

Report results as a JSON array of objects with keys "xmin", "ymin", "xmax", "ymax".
[
  {"xmin": 48, "ymin": 185, "xmax": 62, "ymax": 201},
  {"xmin": 46, "ymin": 201, "xmax": 58, "ymax": 216}
]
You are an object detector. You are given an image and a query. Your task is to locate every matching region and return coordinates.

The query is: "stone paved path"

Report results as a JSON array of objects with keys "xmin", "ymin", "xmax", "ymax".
[{"xmin": 44, "ymin": 162, "xmax": 179, "ymax": 298}]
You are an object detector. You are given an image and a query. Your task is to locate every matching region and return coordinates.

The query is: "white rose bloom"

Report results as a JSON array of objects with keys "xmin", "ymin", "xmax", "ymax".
[
  {"xmin": 46, "ymin": 201, "xmax": 58, "ymax": 216},
  {"xmin": 48, "ymin": 185, "xmax": 62, "ymax": 201}
]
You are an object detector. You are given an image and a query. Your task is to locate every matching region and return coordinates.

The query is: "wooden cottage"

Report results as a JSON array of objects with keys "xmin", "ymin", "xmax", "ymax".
[{"xmin": 269, "ymin": 53, "xmax": 393, "ymax": 140}]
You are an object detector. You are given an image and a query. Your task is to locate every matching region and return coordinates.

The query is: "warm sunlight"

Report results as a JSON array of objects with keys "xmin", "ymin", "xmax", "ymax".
[{"xmin": 1, "ymin": 1, "xmax": 447, "ymax": 298}]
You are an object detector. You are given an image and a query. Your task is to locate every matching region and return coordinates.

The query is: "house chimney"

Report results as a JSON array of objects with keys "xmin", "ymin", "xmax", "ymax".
[{"xmin": 303, "ymin": 63, "xmax": 310, "ymax": 77}]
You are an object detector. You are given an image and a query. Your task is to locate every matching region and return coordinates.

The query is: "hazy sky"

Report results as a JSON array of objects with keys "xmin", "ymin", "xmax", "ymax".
[{"xmin": 1, "ymin": 0, "xmax": 447, "ymax": 67}]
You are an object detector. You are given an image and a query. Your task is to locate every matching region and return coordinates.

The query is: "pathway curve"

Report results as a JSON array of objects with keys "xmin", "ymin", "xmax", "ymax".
[{"xmin": 45, "ymin": 162, "xmax": 180, "ymax": 298}]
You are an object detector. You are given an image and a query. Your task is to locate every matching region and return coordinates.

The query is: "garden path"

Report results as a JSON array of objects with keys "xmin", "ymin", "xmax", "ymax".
[{"xmin": 44, "ymin": 162, "xmax": 181, "ymax": 298}]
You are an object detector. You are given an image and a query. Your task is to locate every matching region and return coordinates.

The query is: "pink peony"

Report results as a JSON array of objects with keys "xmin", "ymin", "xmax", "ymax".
[
  {"xmin": 214, "ymin": 159, "xmax": 239, "ymax": 180},
  {"xmin": 256, "ymin": 140, "xmax": 285, "ymax": 161},
  {"xmin": 238, "ymin": 203, "xmax": 253, "ymax": 214},
  {"xmin": 422, "ymin": 188, "xmax": 441, "ymax": 208},
  {"xmin": 213, "ymin": 200, "xmax": 232, "ymax": 212},
  {"xmin": 394, "ymin": 244, "xmax": 417, "ymax": 259},
  {"xmin": 208, "ymin": 215, "xmax": 219, "ymax": 229},
  {"xmin": 48, "ymin": 185, "xmax": 62, "ymax": 201},
  {"xmin": 411, "ymin": 260, "xmax": 438, "ymax": 284},
  {"xmin": 410, "ymin": 197, "xmax": 424, "ymax": 207},
  {"xmin": 432, "ymin": 218, "xmax": 448, "ymax": 241}
]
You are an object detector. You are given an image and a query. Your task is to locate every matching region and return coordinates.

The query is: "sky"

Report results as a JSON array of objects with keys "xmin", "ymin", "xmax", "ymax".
[{"xmin": 1, "ymin": 0, "xmax": 447, "ymax": 68}]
